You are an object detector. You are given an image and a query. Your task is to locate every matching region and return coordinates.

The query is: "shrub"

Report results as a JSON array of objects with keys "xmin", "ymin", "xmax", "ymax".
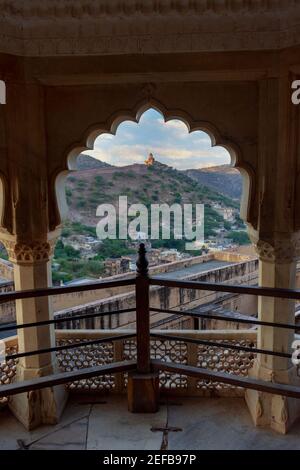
[
  {"xmin": 77, "ymin": 199, "xmax": 87, "ymax": 209},
  {"xmin": 94, "ymin": 175, "xmax": 104, "ymax": 185},
  {"xmin": 124, "ymin": 171, "xmax": 135, "ymax": 178}
]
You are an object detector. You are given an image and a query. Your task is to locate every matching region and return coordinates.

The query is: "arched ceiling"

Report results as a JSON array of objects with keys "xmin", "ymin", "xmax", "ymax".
[{"xmin": 0, "ymin": 0, "xmax": 299, "ymax": 57}]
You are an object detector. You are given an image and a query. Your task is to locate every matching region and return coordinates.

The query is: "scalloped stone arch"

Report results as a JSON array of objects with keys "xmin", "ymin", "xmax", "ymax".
[
  {"xmin": 0, "ymin": 173, "xmax": 5, "ymax": 227},
  {"xmin": 0, "ymin": 171, "xmax": 12, "ymax": 234},
  {"xmin": 55, "ymin": 99, "xmax": 254, "ymax": 229}
]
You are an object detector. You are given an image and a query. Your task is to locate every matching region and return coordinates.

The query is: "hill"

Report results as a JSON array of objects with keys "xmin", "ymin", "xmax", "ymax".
[
  {"xmin": 65, "ymin": 160, "xmax": 239, "ymax": 236},
  {"xmin": 184, "ymin": 165, "xmax": 242, "ymax": 200},
  {"xmin": 76, "ymin": 154, "xmax": 113, "ymax": 170},
  {"xmin": 53, "ymin": 160, "xmax": 247, "ymax": 283}
]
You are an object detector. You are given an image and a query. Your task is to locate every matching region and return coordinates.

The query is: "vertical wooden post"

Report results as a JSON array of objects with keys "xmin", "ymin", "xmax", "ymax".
[
  {"xmin": 113, "ymin": 339, "xmax": 124, "ymax": 393},
  {"xmin": 187, "ymin": 342, "xmax": 198, "ymax": 394},
  {"xmin": 127, "ymin": 243, "xmax": 159, "ymax": 413},
  {"xmin": 136, "ymin": 243, "xmax": 150, "ymax": 373}
]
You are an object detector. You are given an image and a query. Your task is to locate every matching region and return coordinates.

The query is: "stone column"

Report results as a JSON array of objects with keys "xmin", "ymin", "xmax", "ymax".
[
  {"xmin": 245, "ymin": 235, "xmax": 300, "ymax": 434},
  {"xmin": 1, "ymin": 233, "xmax": 67, "ymax": 430}
]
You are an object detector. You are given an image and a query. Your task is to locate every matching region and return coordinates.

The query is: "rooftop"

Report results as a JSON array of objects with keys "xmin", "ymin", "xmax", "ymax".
[
  {"xmin": 1, "ymin": 396, "xmax": 300, "ymax": 450},
  {"xmin": 157, "ymin": 260, "xmax": 236, "ymax": 279},
  {"xmin": 64, "ymin": 278, "xmax": 98, "ymax": 286}
]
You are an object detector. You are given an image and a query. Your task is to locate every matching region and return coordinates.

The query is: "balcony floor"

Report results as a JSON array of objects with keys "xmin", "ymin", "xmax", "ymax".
[{"xmin": 1, "ymin": 396, "xmax": 300, "ymax": 450}]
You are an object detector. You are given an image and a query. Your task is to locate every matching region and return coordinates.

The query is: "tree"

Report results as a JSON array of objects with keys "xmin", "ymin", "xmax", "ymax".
[{"xmin": 226, "ymin": 231, "xmax": 250, "ymax": 245}]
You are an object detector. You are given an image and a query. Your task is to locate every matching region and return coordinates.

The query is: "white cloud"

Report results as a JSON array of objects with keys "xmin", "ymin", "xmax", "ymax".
[
  {"xmin": 98, "ymin": 133, "xmax": 114, "ymax": 140},
  {"xmin": 91, "ymin": 109, "xmax": 230, "ymax": 170},
  {"xmin": 82, "ymin": 149, "xmax": 106, "ymax": 159},
  {"xmin": 164, "ymin": 120, "xmax": 187, "ymax": 130}
]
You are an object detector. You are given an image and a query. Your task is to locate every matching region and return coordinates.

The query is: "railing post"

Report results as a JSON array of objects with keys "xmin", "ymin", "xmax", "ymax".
[
  {"xmin": 136, "ymin": 242, "xmax": 150, "ymax": 373},
  {"xmin": 113, "ymin": 339, "xmax": 124, "ymax": 394},
  {"xmin": 127, "ymin": 243, "xmax": 159, "ymax": 412},
  {"xmin": 187, "ymin": 342, "xmax": 199, "ymax": 394}
]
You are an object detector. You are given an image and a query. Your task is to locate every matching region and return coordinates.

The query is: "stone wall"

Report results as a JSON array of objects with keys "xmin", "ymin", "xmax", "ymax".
[
  {"xmin": 0, "ymin": 258, "xmax": 13, "ymax": 281},
  {"xmin": 54, "ymin": 258, "xmax": 259, "ymax": 330},
  {"xmin": 51, "ymin": 252, "xmax": 216, "ymax": 311},
  {"xmin": 0, "ymin": 251, "xmax": 259, "ymax": 327},
  {"xmin": 0, "ymin": 279, "xmax": 14, "ymax": 325}
]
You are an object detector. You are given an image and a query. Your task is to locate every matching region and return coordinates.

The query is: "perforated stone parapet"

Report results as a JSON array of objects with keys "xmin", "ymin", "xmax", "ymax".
[
  {"xmin": 0, "ymin": 333, "xmax": 258, "ymax": 400},
  {"xmin": 196, "ymin": 339, "xmax": 255, "ymax": 396},
  {"xmin": 56, "ymin": 337, "xmax": 115, "ymax": 392},
  {"xmin": 0, "ymin": 344, "xmax": 18, "ymax": 404}
]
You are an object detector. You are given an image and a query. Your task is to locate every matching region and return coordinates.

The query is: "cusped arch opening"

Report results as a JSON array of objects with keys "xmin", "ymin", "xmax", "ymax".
[
  {"xmin": 0, "ymin": 174, "xmax": 10, "ymax": 262},
  {"xmin": 0, "ymin": 174, "xmax": 5, "ymax": 228},
  {"xmin": 52, "ymin": 106, "xmax": 256, "ymax": 285},
  {"xmin": 61, "ymin": 105, "xmax": 252, "ymax": 226}
]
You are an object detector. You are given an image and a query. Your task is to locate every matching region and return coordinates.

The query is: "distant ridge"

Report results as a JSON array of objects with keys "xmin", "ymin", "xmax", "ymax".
[
  {"xmin": 65, "ymin": 160, "xmax": 238, "ymax": 228},
  {"xmin": 77, "ymin": 154, "xmax": 113, "ymax": 170},
  {"xmin": 184, "ymin": 164, "xmax": 242, "ymax": 200},
  {"xmin": 75, "ymin": 158, "xmax": 242, "ymax": 200}
]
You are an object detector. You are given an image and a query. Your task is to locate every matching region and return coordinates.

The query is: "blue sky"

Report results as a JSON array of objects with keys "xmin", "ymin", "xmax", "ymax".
[{"xmin": 83, "ymin": 108, "xmax": 230, "ymax": 170}]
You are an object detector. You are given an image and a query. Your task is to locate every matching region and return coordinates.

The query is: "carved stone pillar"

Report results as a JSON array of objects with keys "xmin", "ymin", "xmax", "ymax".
[
  {"xmin": 245, "ymin": 234, "xmax": 300, "ymax": 434},
  {"xmin": 0, "ymin": 232, "xmax": 67, "ymax": 430}
]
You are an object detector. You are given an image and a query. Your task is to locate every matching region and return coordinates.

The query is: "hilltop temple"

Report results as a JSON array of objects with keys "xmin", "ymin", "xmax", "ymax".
[{"xmin": 145, "ymin": 152, "xmax": 155, "ymax": 166}]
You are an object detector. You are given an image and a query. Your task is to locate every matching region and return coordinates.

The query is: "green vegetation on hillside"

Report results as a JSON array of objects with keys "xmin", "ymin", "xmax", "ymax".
[
  {"xmin": 65, "ymin": 162, "xmax": 242, "ymax": 240},
  {"xmin": 0, "ymin": 244, "xmax": 8, "ymax": 260},
  {"xmin": 52, "ymin": 239, "xmax": 104, "ymax": 284},
  {"xmin": 61, "ymin": 222, "xmax": 96, "ymax": 238},
  {"xmin": 225, "ymin": 231, "xmax": 250, "ymax": 245},
  {"xmin": 94, "ymin": 239, "xmax": 135, "ymax": 260},
  {"xmin": 53, "ymin": 159, "xmax": 247, "ymax": 282}
]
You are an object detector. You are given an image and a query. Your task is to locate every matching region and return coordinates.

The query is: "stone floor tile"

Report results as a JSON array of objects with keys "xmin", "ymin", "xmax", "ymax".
[
  {"xmin": 167, "ymin": 397, "xmax": 300, "ymax": 450},
  {"xmin": 87, "ymin": 396, "xmax": 167, "ymax": 450}
]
